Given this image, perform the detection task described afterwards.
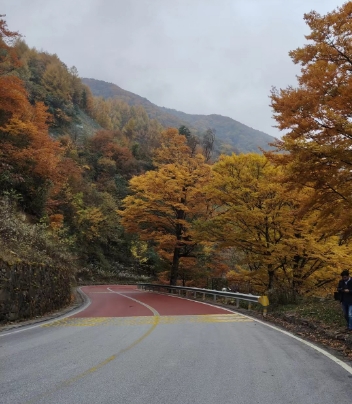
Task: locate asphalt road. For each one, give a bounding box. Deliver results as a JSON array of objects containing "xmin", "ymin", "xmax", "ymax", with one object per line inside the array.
[{"xmin": 1, "ymin": 285, "xmax": 351, "ymax": 404}]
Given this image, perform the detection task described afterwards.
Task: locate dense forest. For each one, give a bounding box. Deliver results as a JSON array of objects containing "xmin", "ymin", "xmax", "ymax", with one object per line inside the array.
[
  {"xmin": 2, "ymin": 3, "xmax": 352, "ymax": 301},
  {"xmin": 0, "ymin": 16, "xmax": 164, "ymax": 281}
]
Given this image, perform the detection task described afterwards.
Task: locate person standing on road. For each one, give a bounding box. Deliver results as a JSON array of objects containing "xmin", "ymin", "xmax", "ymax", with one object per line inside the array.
[{"xmin": 337, "ymin": 270, "xmax": 352, "ymax": 331}]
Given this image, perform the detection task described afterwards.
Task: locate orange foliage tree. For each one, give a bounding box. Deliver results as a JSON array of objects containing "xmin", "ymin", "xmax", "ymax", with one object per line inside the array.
[
  {"xmin": 270, "ymin": 2, "xmax": 352, "ymax": 240},
  {"xmin": 87, "ymin": 130, "xmax": 136, "ymax": 190},
  {"xmin": 0, "ymin": 100, "xmax": 62, "ymax": 214},
  {"xmin": 120, "ymin": 128, "xmax": 212, "ymax": 285},
  {"xmin": 0, "ymin": 16, "xmax": 25, "ymax": 125},
  {"xmin": 0, "ymin": 17, "xmax": 62, "ymax": 214},
  {"xmin": 0, "ymin": 15, "xmax": 21, "ymax": 75}
]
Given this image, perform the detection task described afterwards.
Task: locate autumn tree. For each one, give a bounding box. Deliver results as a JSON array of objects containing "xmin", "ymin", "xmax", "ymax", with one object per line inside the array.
[
  {"xmin": 0, "ymin": 16, "xmax": 25, "ymax": 126},
  {"xmin": 0, "ymin": 15, "xmax": 21, "ymax": 75},
  {"xmin": 86, "ymin": 129, "xmax": 137, "ymax": 184},
  {"xmin": 0, "ymin": 100, "xmax": 63, "ymax": 215},
  {"xmin": 0, "ymin": 17, "xmax": 64, "ymax": 214},
  {"xmin": 270, "ymin": 2, "xmax": 352, "ymax": 240},
  {"xmin": 120, "ymin": 128, "xmax": 212, "ymax": 285},
  {"xmin": 81, "ymin": 85, "xmax": 94, "ymax": 115},
  {"xmin": 9, "ymin": 40, "xmax": 94, "ymax": 129},
  {"xmin": 90, "ymin": 98, "xmax": 162, "ymax": 164},
  {"xmin": 196, "ymin": 153, "xmax": 351, "ymax": 295}
]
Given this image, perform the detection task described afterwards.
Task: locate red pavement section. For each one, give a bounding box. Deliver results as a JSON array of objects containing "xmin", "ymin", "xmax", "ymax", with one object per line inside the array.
[
  {"xmin": 73, "ymin": 286, "xmax": 152, "ymax": 318},
  {"xmin": 75, "ymin": 285, "xmax": 230, "ymax": 318}
]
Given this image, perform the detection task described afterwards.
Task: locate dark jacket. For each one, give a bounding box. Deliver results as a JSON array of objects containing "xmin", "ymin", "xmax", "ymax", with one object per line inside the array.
[{"xmin": 337, "ymin": 278, "xmax": 352, "ymax": 305}]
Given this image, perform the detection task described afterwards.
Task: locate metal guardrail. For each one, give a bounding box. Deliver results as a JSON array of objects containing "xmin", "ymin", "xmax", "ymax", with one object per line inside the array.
[{"xmin": 137, "ymin": 283, "xmax": 269, "ymax": 316}]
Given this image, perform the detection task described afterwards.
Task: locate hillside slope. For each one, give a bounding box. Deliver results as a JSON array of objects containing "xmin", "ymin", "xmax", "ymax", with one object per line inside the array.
[
  {"xmin": 82, "ymin": 78, "xmax": 276, "ymax": 153},
  {"xmin": 50, "ymin": 108, "xmax": 102, "ymax": 142}
]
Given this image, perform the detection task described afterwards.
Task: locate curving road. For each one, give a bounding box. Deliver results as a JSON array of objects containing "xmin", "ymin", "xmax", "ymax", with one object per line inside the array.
[{"xmin": 0, "ymin": 285, "xmax": 351, "ymax": 404}]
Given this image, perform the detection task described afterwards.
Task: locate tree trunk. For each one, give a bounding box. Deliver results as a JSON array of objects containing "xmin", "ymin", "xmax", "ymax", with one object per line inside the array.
[
  {"xmin": 268, "ymin": 267, "xmax": 274, "ymax": 290},
  {"xmin": 170, "ymin": 246, "xmax": 180, "ymax": 285},
  {"xmin": 170, "ymin": 208, "xmax": 185, "ymax": 286}
]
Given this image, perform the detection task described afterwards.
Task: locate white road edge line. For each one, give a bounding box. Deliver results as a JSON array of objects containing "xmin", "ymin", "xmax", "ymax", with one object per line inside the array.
[
  {"xmin": 106, "ymin": 287, "xmax": 159, "ymax": 316},
  {"xmin": 0, "ymin": 287, "xmax": 92, "ymax": 338},
  {"xmin": 144, "ymin": 289, "xmax": 352, "ymax": 375},
  {"xmin": 2, "ymin": 286, "xmax": 352, "ymax": 376}
]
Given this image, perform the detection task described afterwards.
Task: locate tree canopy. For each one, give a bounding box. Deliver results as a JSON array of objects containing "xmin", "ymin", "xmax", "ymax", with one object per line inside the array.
[
  {"xmin": 195, "ymin": 154, "xmax": 351, "ymax": 295},
  {"xmin": 120, "ymin": 128, "xmax": 212, "ymax": 285},
  {"xmin": 270, "ymin": 2, "xmax": 352, "ymax": 240}
]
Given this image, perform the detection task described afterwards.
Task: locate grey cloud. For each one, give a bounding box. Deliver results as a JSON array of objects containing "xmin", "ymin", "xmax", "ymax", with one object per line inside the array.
[{"xmin": 2, "ymin": 0, "xmax": 344, "ymax": 137}]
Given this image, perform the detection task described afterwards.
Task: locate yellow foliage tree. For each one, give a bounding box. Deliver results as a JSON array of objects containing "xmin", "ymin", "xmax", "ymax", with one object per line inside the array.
[{"xmin": 196, "ymin": 153, "xmax": 351, "ymax": 296}]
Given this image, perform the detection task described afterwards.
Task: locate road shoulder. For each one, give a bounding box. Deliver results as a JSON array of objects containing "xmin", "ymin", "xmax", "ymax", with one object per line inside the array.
[{"xmin": 0, "ymin": 287, "xmax": 87, "ymax": 333}]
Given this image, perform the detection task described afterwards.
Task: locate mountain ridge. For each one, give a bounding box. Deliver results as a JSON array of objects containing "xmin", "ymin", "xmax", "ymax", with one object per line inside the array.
[{"xmin": 82, "ymin": 77, "xmax": 276, "ymax": 153}]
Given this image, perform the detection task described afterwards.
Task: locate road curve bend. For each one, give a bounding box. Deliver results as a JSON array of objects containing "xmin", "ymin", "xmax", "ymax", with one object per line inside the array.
[{"xmin": 0, "ymin": 285, "xmax": 351, "ymax": 404}]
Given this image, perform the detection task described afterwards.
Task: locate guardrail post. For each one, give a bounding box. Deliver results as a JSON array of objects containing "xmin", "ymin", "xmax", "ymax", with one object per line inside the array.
[
  {"xmin": 236, "ymin": 298, "xmax": 240, "ymax": 308},
  {"xmin": 194, "ymin": 292, "xmax": 197, "ymax": 299},
  {"xmin": 213, "ymin": 294, "xmax": 216, "ymax": 302},
  {"xmin": 202, "ymin": 293, "xmax": 205, "ymax": 301},
  {"xmin": 248, "ymin": 302, "xmax": 252, "ymax": 310},
  {"xmin": 178, "ymin": 289, "xmax": 180, "ymax": 296}
]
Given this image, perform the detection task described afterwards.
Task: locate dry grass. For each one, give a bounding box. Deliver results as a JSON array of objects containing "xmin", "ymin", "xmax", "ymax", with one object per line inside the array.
[{"xmin": 0, "ymin": 197, "xmax": 75, "ymax": 269}]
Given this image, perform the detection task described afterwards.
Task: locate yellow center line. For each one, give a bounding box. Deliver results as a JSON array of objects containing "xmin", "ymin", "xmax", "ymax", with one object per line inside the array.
[
  {"xmin": 42, "ymin": 313, "xmax": 252, "ymax": 327},
  {"xmin": 30, "ymin": 290, "xmax": 252, "ymax": 402},
  {"xmin": 27, "ymin": 290, "xmax": 160, "ymax": 403}
]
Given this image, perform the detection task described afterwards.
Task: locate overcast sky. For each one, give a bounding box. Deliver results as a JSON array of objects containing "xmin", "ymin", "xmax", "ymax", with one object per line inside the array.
[{"xmin": 2, "ymin": 0, "xmax": 346, "ymax": 137}]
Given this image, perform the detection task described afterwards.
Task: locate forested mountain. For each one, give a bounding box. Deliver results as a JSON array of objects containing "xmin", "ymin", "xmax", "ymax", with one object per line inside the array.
[
  {"xmin": 0, "ymin": 23, "xmax": 165, "ymax": 278},
  {"xmin": 82, "ymin": 78, "xmax": 276, "ymax": 154}
]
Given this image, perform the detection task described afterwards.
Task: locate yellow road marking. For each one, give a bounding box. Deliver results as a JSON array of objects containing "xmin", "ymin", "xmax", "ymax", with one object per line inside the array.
[
  {"xmin": 28, "ymin": 292, "xmax": 251, "ymax": 403},
  {"xmin": 27, "ymin": 295, "xmax": 160, "ymax": 403},
  {"xmin": 42, "ymin": 314, "xmax": 252, "ymax": 327}
]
